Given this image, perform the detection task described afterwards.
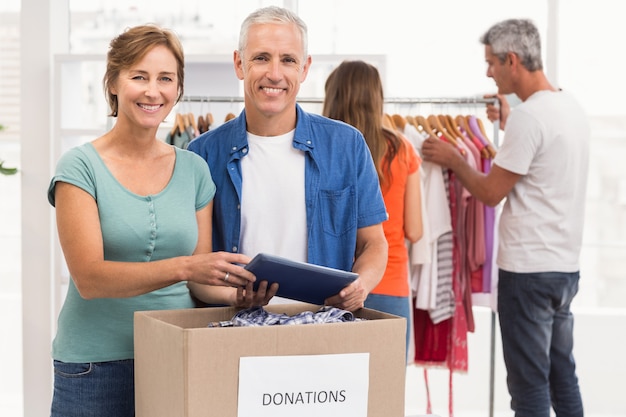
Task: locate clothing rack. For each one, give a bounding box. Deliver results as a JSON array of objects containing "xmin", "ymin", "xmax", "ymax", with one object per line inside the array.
[
  {"xmin": 382, "ymin": 96, "xmax": 498, "ymax": 417},
  {"xmin": 410, "ymin": 96, "xmax": 498, "ymax": 417},
  {"xmin": 180, "ymin": 95, "xmax": 497, "ymax": 106},
  {"xmin": 180, "ymin": 94, "xmax": 499, "ymax": 417}
]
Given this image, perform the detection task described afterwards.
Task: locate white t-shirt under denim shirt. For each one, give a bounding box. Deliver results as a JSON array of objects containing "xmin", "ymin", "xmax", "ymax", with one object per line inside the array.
[{"xmin": 240, "ymin": 130, "xmax": 307, "ymax": 305}]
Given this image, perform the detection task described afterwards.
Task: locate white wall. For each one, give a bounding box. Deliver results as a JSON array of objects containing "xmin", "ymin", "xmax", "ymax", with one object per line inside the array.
[{"xmin": 3, "ymin": 1, "xmax": 626, "ymax": 416}]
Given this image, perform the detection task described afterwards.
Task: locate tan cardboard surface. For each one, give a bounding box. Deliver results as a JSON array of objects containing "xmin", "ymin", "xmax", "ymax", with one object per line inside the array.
[{"xmin": 135, "ymin": 303, "xmax": 406, "ymax": 417}]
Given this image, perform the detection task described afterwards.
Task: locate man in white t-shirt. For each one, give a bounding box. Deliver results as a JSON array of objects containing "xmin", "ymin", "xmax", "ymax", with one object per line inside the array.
[
  {"xmin": 188, "ymin": 6, "xmax": 389, "ymax": 313},
  {"xmin": 421, "ymin": 18, "xmax": 588, "ymax": 417}
]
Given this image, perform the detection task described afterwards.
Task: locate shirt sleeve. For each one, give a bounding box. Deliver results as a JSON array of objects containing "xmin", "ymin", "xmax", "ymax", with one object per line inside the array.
[
  {"xmin": 48, "ymin": 145, "xmax": 97, "ymax": 207},
  {"xmin": 493, "ymin": 107, "xmax": 541, "ymax": 175},
  {"xmin": 181, "ymin": 149, "xmax": 216, "ymax": 211}
]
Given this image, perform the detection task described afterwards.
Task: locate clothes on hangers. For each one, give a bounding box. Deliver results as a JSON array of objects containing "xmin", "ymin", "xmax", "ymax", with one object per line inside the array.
[
  {"xmin": 393, "ymin": 103, "xmax": 498, "ymax": 417},
  {"xmin": 165, "ymin": 112, "xmax": 198, "ymax": 149}
]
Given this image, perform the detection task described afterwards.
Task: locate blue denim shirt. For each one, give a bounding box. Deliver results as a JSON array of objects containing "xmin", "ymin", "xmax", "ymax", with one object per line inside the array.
[{"xmin": 187, "ymin": 105, "xmax": 388, "ymax": 272}]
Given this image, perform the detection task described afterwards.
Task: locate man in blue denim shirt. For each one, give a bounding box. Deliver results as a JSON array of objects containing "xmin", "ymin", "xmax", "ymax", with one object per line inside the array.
[{"xmin": 188, "ymin": 6, "xmax": 388, "ymax": 312}]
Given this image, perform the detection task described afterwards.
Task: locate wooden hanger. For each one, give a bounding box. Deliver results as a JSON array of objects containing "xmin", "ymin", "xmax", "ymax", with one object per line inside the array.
[
  {"xmin": 445, "ymin": 114, "xmax": 466, "ymax": 141},
  {"xmin": 463, "ymin": 115, "xmax": 496, "ymax": 158},
  {"xmin": 476, "ymin": 118, "xmax": 489, "ymax": 140},
  {"xmin": 456, "ymin": 114, "xmax": 490, "ymax": 159},
  {"xmin": 171, "ymin": 113, "xmax": 186, "ymax": 136},
  {"xmin": 438, "ymin": 114, "xmax": 462, "ymax": 143},
  {"xmin": 455, "ymin": 114, "xmax": 473, "ymax": 139},
  {"xmin": 188, "ymin": 112, "xmax": 198, "ymax": 136},
  {"xmin": 411, "ymin": 114, "xmax": 437, "ymax": 139},
  {"xmin": 476, "ymin": 117, "xmax": 497, "ymax": 158},
  {"xmin": 197, "ymin": 114, "xmax": 207, "ymax": 134},
  {"xmin": 391, "ymin": 114, "xmax": 407, "ymax": 131},
  {"xmin": 428, "ymin": 114, "xmax": 457, "ymax": 146},
  {"xmin": 382, "ymin": 113, "xmax": 397, "ymax": 130},
  {"xmin": 224, "ymin": 112, "xmax": 236, "ymax": 122}
]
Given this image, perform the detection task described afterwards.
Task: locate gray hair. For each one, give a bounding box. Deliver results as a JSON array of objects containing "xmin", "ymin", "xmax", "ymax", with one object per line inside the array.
[
  {"xmin": 238, "ymin": 6, "xmax": 308, "ymax": 58},
  {"xmin": 480, "ymin": 18, "xmax": 543, "ymax": 71}
]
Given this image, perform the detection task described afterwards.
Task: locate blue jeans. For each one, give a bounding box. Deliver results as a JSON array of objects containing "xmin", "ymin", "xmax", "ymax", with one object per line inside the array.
[
  {"xmin": 498, "ymin": 270, "xmax": 583, "ymax": 417},
  {"xmin": 51, "ymin": 359, "xmax": 135, "ymax": 417},
  {"xmin": 364, "ymin": 293, "xmax": 410, "ymax": 360}
]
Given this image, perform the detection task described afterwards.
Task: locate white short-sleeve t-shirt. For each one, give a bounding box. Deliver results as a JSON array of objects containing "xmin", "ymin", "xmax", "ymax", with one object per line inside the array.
[
  {"xmin": 493, "ymin": 90, "xmax": 590, "ymax": 273},
  {"xmin": 240, "ymin": 130, "xmax": 307, "ymax": 263}
]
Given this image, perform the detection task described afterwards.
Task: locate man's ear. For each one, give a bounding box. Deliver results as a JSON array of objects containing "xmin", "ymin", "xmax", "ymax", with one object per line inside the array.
[
  {"xmin": 507, "ymin": 52, "xmax": 517, "ymax": 66},
  {"xmin": 300, "ymin": 55, "xmax": 312, "ymax": 82},
  {"xmin": 233, "ymin": 50, "xmax": 245, "ymax": 81}
]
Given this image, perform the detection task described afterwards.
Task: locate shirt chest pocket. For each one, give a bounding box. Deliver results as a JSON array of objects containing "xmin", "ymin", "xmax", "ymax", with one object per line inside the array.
[{"xmin": 319, "ymin": 186, "xmax": 357, "ymax": 236}]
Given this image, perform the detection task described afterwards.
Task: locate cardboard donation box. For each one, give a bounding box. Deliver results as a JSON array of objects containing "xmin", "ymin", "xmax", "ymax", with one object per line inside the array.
[{"xmin": 134, "ymin": 303, "xmax": 406, "ymax": 417}]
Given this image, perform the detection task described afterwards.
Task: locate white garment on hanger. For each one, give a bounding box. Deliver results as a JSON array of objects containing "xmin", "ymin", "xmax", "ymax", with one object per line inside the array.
[{"xmin": 403, "ymin": 124, "xmax": 452, "ymax": 310}]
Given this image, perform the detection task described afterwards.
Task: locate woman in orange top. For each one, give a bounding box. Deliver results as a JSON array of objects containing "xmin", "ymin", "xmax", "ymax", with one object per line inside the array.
[{"xmin": 323, "ymin": 60, "xmax": 423, "ymax": 355}]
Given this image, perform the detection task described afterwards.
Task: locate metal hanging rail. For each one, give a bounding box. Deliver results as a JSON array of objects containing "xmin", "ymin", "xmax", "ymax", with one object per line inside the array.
[{"xmin": 180, "ymin": 95, "xmax": 498, "ymax": 106}]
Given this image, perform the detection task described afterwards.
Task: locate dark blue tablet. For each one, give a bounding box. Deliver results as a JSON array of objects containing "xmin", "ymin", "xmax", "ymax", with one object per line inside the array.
[{"xmin": 244, "ymin": 253, "xmax": 358, "ymax": 305}]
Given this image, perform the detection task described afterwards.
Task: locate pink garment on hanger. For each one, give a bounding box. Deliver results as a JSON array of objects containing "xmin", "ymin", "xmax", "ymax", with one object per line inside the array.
[{"xmin": 468, "ymin": 115, "xmax": 489, "ymax": 148}]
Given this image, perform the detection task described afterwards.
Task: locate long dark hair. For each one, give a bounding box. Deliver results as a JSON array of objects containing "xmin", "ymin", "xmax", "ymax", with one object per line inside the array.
[{"xmin": 323, "ymin": 60, "xmax": 405, "ymax": 190}]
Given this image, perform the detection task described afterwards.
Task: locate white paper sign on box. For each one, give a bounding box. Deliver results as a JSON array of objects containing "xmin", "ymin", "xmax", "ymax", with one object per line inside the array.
[{"xmin": 237, "ymin": 353, "xmax": 369, "ymax": 417}]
